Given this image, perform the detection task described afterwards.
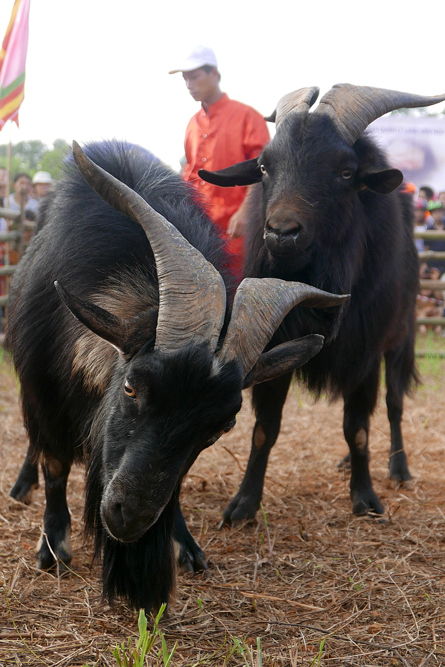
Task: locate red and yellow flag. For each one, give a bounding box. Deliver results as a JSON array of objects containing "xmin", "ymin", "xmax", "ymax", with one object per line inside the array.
[{"xmin": 0, "ymin": 0, "xmax": 30, "ymax": 131}]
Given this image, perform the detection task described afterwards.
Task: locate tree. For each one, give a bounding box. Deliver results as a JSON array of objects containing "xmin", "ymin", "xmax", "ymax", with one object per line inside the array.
[
  {"xmin": 0, "ymin": 138, "xmax": 71, "ymax": 183},
  {"xmin": 39, "ymin": 139, "xmax": 71, "ymax": 180}
]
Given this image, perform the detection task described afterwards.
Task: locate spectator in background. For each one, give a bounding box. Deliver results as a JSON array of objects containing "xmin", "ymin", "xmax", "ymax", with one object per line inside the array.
[
  {"xmin": 32, "ymin": 171, "xmax": 53, "ymax": 201},
  {"xmin": 414, "ymin": 197, "xmax": 429, "ymax": 252},
  {"xmin": 419, "ymin": 185, "xmax": 435, "ymax": 203},
  {"xmin": 438, "ymin": 190, "xmax": 445, "ymax": 207},
  {"xmin": 428, "ymin": 199, "xmax": 445, "ymax": 228},
  {"xmin": 425, "ymin": 200, "xmax": 445, "ymax": 276},
  {"xmin": 9, "ymin": 173, "xmax": 39, "ymax": 217},
  {"xmin": 169, "ymin": 45, "xmax": 269, "ymax": 277}
]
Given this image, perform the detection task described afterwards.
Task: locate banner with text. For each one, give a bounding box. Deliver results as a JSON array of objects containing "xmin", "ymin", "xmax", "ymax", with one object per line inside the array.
[{"xmin": 369, "ymin": 115, "xmax": 445, "ymax": 194}]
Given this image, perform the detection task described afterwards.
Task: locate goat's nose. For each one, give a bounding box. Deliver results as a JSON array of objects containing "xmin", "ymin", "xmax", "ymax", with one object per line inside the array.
[
  {"xmin": 264, "ymin": 208, "xmax": 310, "ymax": 257},
  {"xmin": 266, "ymin": 211, "xmax": 302, "ymax": 235},
  {"xmin": 101, "ymin": 497, "xmax": 154, "ymax": 542}
]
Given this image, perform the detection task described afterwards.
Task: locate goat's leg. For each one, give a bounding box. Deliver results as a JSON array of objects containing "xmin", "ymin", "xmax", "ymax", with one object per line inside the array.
[
  {"xmin": 343, "ymin": 366, "xmax": 384, "ymax": 515},
  {"xmin": 173, "ymin": 502, "xmax": 207, "ymax": 573},
  {"xmin": 385, "ymin": 344, "xmax": 414, "ymax": 482},
  {"xmin": 36, "ymin": 455, "xmax": 72, "ymax": 570},
  {"xmin": 10, "ymin": 445, "xmax": 39, "ymax": 504},
  {"xmin": 223, "ymin": 372, "xmax": 292, "ymax": 525}
]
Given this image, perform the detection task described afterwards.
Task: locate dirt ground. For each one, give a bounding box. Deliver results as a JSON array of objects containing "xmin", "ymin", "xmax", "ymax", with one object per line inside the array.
[{"xmin": 0, "ymin": 348, "xmax": 444, "ymax": 666}]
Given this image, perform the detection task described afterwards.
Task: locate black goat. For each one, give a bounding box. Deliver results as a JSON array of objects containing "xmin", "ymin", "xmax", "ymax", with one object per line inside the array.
[
  {"xmin": 6, "ymin": 140, "xmax": 347, "ymax": 612},
  {"xmin": 200, "ymin": 84, "xmax": 445, "ymax": 521}
]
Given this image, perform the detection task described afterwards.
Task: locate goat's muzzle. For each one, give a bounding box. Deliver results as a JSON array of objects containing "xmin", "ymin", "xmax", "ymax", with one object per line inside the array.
[
  {"xmin": 264, "ymin": 207, "xmax": 310, "ymax": 258},
  {"xmin": 100, "ymin": 485, "xmax": 164, "ymax": 542}
]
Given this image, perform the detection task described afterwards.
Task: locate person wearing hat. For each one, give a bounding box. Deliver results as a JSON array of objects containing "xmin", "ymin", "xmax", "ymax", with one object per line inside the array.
[
  {"xmin": 169, "ymin": 45, "xmax": 269, "ymax": 277},
  {"xmin": 32, "ymin": 171, "xmax": 53, "ymax": 200},
  {"xmin": 425, "ymin": 199, "xmax": 445, "ymax": 275},
  {"xmin": 427, "ymin": 199, "xmax": 445, "ymax": 228}
]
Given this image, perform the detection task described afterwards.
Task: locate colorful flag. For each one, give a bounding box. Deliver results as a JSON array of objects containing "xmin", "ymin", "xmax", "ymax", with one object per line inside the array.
[{"xmin": 0, "ymin": 0, "xmax": 30, "ymax": 131}]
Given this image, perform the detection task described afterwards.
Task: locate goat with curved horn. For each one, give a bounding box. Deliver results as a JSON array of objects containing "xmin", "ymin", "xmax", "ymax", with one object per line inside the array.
[{"xmin": 313, "ymin": 84, "xmax": 445, "ymax": 145}]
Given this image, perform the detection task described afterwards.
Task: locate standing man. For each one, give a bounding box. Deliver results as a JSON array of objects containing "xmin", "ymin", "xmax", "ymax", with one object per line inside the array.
[
  {"xmin": 32, "ymin": 171, "xmax": 53, "ymax": 202},
  {"xmin": 169, "ymin": 45, "xmax": 269, "ymax": 276}
]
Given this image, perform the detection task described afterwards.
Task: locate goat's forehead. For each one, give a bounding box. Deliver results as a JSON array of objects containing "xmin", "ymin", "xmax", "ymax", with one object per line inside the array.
[{"xmin": 266, "ymin": 113, "xmax": 354, "ymax": 161}]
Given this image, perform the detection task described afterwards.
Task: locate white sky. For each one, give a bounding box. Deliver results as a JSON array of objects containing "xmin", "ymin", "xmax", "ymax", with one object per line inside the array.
[{"xmin": 1, "ymin": 0, "xmax": 445, "ymax": 172}]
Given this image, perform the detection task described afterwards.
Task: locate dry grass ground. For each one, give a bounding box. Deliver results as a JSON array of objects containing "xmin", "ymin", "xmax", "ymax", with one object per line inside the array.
[{"xmin": 0, "ymin": 345, "xmax": 444, "ymax": 666}]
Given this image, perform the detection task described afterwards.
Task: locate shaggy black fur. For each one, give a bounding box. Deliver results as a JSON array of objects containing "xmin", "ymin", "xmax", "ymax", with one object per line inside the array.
[
  {"xmin": 201, "ymin": 112, "xmax": 419, "ymax": 522},
  {"xmin": 6, "ymin": 141, "xmax": 240, "ymax": 611}
]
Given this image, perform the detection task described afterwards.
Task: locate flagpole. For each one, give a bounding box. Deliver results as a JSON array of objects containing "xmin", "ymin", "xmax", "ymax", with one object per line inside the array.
[
  {"xmin": 4, "ymin": 123, "xmax": 12, "ymax": 287},
  {"xmin": 6, "ymin": 123, "xmax": 11, "ymax": 208}
]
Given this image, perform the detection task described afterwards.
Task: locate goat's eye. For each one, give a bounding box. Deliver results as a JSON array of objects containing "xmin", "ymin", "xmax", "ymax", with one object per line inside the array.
[
  {"xmin": 260, "ymin": 164, "xmax": 267, "ymax": 175},
  {"xmin": 342, "ymin": 170, "xmax": 353, "ymax": 180},
  {"xmin": 124, "ymin": 381, "xmax": 136, "ymax": 398},
  {"xmin": 223, "ymin": 418, "xmax": 236, "ymax": 433}
]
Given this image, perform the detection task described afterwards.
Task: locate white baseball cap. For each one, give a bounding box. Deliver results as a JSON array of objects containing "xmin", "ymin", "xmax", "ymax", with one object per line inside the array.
[
  {"xmin": 169, "ymin": 45, "xmax": 218, "ymax": 74},
  {"xmin": 32, "ymin": 171, "xmax": 53, "ymax": 184}
]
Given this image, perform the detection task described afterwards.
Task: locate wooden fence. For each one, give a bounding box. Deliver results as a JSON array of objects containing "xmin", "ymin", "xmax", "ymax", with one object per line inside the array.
[
  {"xmin": 415, "ymin": 230, "xmax": 445, "ymax": 332},
  {"xmin": 0, "ymin": 197, "xmax": 26, "ymax": 310}
]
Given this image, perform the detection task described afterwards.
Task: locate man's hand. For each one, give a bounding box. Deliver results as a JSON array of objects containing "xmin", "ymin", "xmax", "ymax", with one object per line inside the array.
[
  {"xmin": 227, "ymin": 209, "xmax": 246, "ymax": 238},
  {"xmin": 227, "ymin": 188, "xmax": 252, "ymax": 238}
]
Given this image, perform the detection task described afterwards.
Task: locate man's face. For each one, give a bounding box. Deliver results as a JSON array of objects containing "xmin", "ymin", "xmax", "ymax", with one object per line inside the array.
[
  {"xmin": 431, "ymin": 209, "xmax": 444, "ymax": 227},
  {"xmin": 34, "ymin": 182, "xmax": 51, "ymax": 198},
  {"xmin": 414, "ymin": 208, "xmax": 426, "ymax": 225},
  {"xmin": 182, "ymin": 68, "xmax": 218, "ymax": 103},
  {"xmin": 14, "ymin": 175, "xmax": 31, "ymax": 195}
]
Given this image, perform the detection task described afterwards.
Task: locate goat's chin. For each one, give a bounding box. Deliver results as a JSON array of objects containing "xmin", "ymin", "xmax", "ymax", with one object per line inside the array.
[{"xmin": 267, "ymin": 245, "xmax": 311, "ymax": 270}]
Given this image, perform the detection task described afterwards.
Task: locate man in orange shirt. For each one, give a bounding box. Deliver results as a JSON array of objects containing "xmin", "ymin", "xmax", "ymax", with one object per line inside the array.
[{"xmin": 170, "ymin": 45, "xmax": 269, "ymax": 277}]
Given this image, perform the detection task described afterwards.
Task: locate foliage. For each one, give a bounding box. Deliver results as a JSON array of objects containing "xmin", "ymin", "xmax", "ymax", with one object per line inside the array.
[
  {"xmin": 0, "ymin": 138, "xmax": 70, "ymax": 183},
  {"xmin": 110, "ymin": 605, "xmax": 177, "ymax": 667}
]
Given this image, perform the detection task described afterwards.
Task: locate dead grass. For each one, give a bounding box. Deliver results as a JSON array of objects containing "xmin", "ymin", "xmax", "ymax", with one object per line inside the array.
[{"xmin": 0, "ymin": 347, "xmax": 444, "ymax": 666}]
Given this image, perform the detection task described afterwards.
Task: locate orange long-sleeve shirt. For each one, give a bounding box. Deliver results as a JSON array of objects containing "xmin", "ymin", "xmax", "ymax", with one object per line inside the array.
[{"xmin": 182, "ymin": 93, "xmax": 269, "ymax": 245}]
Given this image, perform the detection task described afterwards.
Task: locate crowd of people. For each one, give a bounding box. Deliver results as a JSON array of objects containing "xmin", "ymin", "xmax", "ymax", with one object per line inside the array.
[
  {"xmin": 0, "ymin": 170, "xmax": 53, "ymax": 314},
  {"xmin": 410, "ymin": 184, "xmax": 445, "ymax": 333}
]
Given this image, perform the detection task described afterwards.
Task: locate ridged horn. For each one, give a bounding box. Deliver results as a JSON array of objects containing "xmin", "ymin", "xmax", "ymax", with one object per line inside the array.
[
  {"xmin": 314, "ymin": 84, "xmax": 445, "ymax": 145},
  {"xmin": 218, "ymin": 278, "xmax": 350, "ymax": 377},
  {"xmin": 72, "ymin": 141, "xmax": 226, "ymax": 355},
  {"xmin": 265, "ymin": 87, "xmax": 320, "ymax": 125}
]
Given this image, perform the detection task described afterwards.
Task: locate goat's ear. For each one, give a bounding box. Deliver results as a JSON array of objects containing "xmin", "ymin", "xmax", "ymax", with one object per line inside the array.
[
  {"xmin": 243, "ymin": 335, "xmax": 324, "ymax": 388},
  {"xmin": 198, "ymin": 159, "xmax": 262, "ymax": 187},
  {"xmin": 360, "ymin": 168, "xmax": 403, "ymax": 194},
  {"xmin": 54, "ymin": 281, "xmax": 157, "ymax": 357}
]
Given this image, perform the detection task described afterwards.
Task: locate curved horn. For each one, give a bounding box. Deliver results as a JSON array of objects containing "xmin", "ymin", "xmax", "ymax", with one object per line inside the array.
[
  {"xmin": 315, "ymin": 84, "xmax": 445, "ymax": 145},
  {"xmin": 265, "ymin": 87, "xmax": 320, "ymax": 125},
  {"xmin": 72, "ymin": 141, "xmax": 226, "ymax": 355},
  {"xmin": 218, "ymin": 278, "xmax": 349, "ymax": 376}
]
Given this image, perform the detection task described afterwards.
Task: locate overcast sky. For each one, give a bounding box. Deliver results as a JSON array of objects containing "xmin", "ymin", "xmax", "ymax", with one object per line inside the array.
[{"xmin": 1, "ymin": 0, "xmax": 444, "ymax": 171}]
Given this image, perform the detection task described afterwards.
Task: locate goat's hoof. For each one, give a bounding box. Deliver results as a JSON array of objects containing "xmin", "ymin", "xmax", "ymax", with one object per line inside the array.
[
  {"xmin": 351, "ymin": 489, "xmax": 384, "ymax": 516},
  {"xmin": 337, "ymin": 453, "xmax": 351, "ymax": 471},
  {"xmin": 389, "ymin": 464, "xmax": 412, "ymax": 483},
  {"xmin": 222, "ymin": 494, "xmax": 259, "ymax": 526},
  {"xmin": 10, "ymin": 480, "xmax": 39, "ymax": 505},
  {"xmin": 175, "ymin": 537, "xmax": 207, "ymax": 574},
  {"xmin": 36, "ymin": 529, "xmax": 72, "ymax": 571},
  {"xmin": 36, "ymin": 547, "xmax": 72, "ymax": 572}
]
